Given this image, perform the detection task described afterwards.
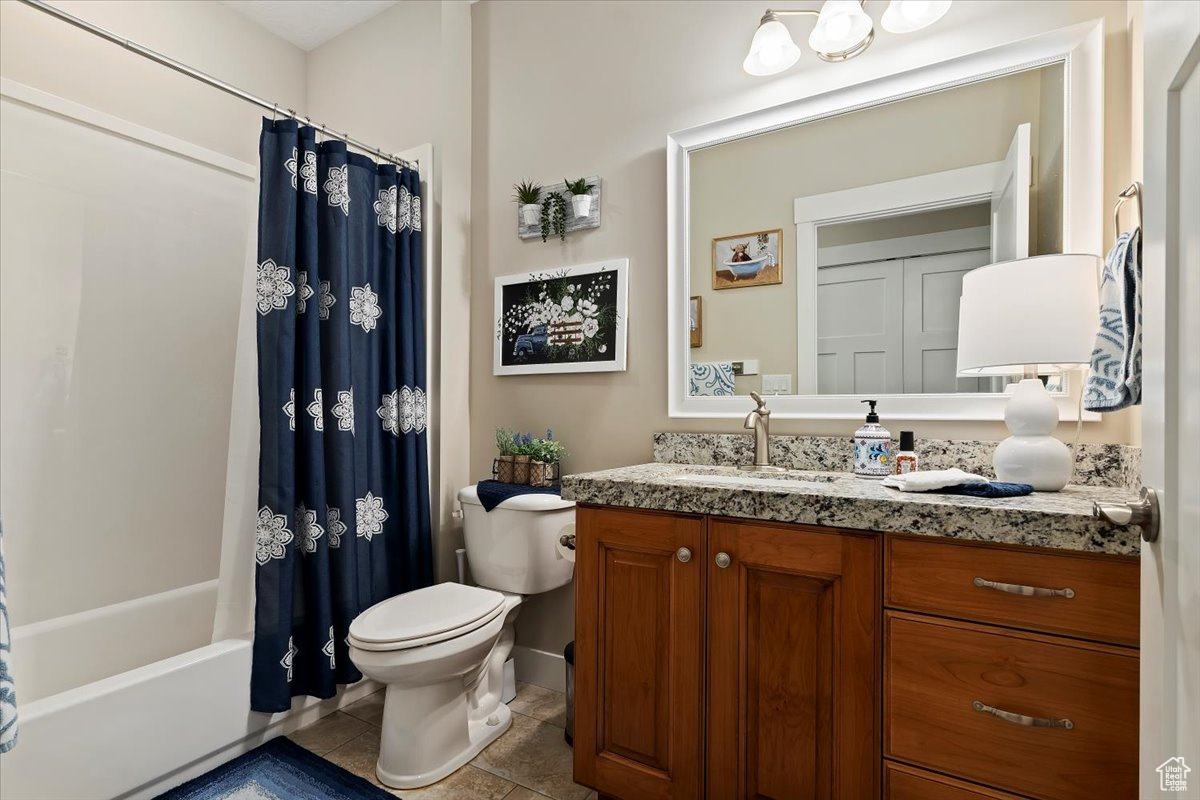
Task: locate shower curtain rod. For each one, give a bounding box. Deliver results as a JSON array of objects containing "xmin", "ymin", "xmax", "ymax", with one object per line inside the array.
[{"xmin": 18, "ymin": 0, "xmax": 417, "ymax": 170}]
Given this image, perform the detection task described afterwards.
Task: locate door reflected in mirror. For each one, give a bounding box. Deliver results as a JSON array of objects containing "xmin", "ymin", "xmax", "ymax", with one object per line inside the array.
[{"xmin": 687, "ymin": 62, "xmax": 1065, "ymax": 398}]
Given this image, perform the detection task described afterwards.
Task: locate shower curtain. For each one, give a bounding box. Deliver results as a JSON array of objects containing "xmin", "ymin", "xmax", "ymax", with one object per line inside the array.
[{"xmin": 251, "ymin": 119, "xmax": 432, "ymax": 713}]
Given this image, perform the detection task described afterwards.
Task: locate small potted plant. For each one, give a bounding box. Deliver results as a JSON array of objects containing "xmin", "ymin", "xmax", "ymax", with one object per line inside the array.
[
  {"xmin": 540, "ymin": 193, "xmax": 567, "ymax": 242},
  {"xmin": 495, "ymin": 427, "xmax": 518, "ymax": 482},
  {"xmin": 513, "ymin": 180, "xmax": 543, "ymax": 226},
  {"xmin": 564, "ymin": 177, "xmax": 595, "ymax": 218},
  {"xmin": 527, "ymin": 430, "xmax": 567, "ymax": 487}
]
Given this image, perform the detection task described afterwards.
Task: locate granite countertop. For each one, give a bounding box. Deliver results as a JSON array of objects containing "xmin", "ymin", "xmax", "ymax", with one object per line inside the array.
[{"xmin": 561, "ymin": 463, "xmax": 1141, "ymax": 556}]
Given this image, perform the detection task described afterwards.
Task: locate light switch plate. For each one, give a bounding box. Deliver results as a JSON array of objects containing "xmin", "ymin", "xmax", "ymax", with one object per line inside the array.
[{"xmin": 762, "ymin": 374, "xmax": 792, "ymax": 395}]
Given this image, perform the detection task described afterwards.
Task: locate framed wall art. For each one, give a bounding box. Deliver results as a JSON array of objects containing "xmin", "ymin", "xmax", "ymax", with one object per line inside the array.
[
  {"xmin": 494, "ymin": 258, "xmax": 629, "ymax": 375},
  {"xmin": 712, "ymin": 228, "xmax": 783, "ymax": 290}
]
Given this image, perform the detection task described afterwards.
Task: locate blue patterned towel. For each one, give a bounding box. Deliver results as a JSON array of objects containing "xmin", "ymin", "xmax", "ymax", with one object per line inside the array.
[
  {"xmin": 939, "ymin": 482, "xmax": 1035, "ymax": 498},
  {"xmin": 0, "ymin": 517, "xmax": 16, "ymax": 753},
  {"xmin": 690, "ymin": 362, "xmax": 735, "ymax": 396},
  {"xmin": 1085, "ymin": 229, "xmax": 1141, "ymax": 410},
  {"xmin": 476, "ymin": 480, "xmax": 561, "ymax": 512}
]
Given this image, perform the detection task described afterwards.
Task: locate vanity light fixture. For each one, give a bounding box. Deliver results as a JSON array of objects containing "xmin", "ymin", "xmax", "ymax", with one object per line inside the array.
[{"xmin": 743, "ymin": 0, "xmax": 952, "ymax": 75}]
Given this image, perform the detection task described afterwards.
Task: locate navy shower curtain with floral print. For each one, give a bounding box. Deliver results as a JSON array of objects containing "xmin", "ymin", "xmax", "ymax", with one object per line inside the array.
[{"xmin": 251, "ymin": 119, "xmax": 432, "ymax": 712}]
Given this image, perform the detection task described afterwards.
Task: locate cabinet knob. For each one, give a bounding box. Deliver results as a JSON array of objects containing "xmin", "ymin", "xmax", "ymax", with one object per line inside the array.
[
  {"xmin": 676, "ymin": 547, "xmax": 692, "ymax": 563},
  {"xmin": 715, "ymin": 552, "xmax": 731, "ymax": 569}
]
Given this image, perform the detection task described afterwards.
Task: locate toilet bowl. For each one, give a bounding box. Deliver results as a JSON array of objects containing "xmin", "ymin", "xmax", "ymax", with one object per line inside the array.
[{"xmin": 348, "ymin": 485, "xmax": 574, "ymax": 789}]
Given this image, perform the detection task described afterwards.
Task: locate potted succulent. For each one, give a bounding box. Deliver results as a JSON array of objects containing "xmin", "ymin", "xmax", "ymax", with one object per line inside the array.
[
  {"xmin": 564, "ymin": 177, "xmax": 595, "ymax": 218},
  {"xmin": 513, "ymin": 180, "xmax": 543, "ymax": 226}
]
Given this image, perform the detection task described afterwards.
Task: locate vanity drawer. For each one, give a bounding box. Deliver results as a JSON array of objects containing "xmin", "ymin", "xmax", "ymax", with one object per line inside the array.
[
  {"xmin": 885, "ymin": 761, "xmax": 1023, "ymax": 799},
  {"xmin": 885, "ymin": 612, "xmax": 1138, "ymax": 800},
  {"xmin": 886, "ymin": 535, "xmax": 1139, "ymax": 645}
]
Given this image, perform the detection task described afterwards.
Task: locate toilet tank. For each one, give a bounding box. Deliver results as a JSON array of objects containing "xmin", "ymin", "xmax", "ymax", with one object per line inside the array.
[{"xmin": 457, "ymin": 485, "xmax": 575, "ymax": 595}]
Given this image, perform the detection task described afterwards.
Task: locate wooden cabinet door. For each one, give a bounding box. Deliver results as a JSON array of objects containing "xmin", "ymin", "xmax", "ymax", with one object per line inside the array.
[
  {"xmin": 707, "ymin": 519, "xmax": 880, "ymax": 799},
  {"xmin": 573, "ymin": 506, "xmax": 704, "ymax": 800}
]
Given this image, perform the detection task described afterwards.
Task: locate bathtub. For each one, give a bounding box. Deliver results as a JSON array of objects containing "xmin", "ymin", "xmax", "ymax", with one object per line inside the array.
[{"xmin": 0, "ymin": 581, "xmax": 377, "ymax": 800}]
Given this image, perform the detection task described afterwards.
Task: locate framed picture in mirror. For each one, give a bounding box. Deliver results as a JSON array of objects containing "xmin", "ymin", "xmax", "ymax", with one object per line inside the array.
[
  {"xmin": 689, "ymin": 296, "xmax": 703, "ymax": 347},
  {"xmin": 711, "ymin": 229, "xmax": 782, "ymax": 289}
]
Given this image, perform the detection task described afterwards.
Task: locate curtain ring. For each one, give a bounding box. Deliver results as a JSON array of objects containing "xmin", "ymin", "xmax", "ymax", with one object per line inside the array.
[{"xmin": 271, "ymin": 102, "xmax": 278, "ymax": 122}]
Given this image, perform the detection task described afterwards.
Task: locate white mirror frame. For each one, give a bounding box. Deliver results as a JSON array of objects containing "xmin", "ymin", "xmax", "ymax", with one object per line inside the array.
[{"xmin": 667, "ymin": 20, "xmax": 1104, "ymax": 420}]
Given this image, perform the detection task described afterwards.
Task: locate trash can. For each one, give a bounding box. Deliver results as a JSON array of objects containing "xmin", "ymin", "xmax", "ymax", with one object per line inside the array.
[{"xmin": 564, "ymin": 640, "xmax": 575, "ymax": 746}]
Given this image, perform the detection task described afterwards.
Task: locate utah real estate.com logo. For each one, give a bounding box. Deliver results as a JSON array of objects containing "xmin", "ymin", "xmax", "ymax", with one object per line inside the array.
[{"xmin": 1158, "ymin": 757, "xmax": 1191, "ymax": 792}]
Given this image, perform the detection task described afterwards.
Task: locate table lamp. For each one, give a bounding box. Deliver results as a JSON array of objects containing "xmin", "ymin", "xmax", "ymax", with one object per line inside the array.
[{"xmin": 956, "ymin": 254, "xmax": 1101, "ymax": 491}]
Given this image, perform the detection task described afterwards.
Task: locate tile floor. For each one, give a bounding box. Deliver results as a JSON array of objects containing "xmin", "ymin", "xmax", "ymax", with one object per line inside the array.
[{"xmin": 290, "ymin": 683, "xmax": 597, "ymax": 800}]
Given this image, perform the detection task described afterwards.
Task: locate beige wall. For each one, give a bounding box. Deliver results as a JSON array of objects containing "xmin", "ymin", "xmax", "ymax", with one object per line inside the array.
[
  {"xmin": 0, "ymin": 0, "xmax": 306, "ymax": 164},
  {"xmin": 688, "ymin": 68, "xmax": 1048, "ymax": 395},
  {"xmin": 471, "ymin": 0, "xmax": 1140, "ymax": 658},
  {"xmin": 307, "ymin": 0, "xmax": 475, "ymax": 583}
]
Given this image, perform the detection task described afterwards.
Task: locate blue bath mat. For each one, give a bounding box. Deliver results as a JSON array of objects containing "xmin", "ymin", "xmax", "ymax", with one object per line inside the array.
[{"xmin": 155, "ymin": 737, "xmax": 396, "ymax": 800}]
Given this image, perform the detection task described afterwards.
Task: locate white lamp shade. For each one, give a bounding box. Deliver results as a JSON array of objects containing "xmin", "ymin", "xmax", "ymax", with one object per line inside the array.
[
  {"xmin": 881, "ymin": 1, "xmax": 953, "ymax": 34},
  {"xmin": 743, "ymin": 19, "xmax": 801, "ymax": 76},
  {"xmin": 809, "ymin": 0, "xmax": 874, "ymax": 54},
  {"xmin": 956, "ymin": 254, "xmax": 1101, "ymax": 376}
]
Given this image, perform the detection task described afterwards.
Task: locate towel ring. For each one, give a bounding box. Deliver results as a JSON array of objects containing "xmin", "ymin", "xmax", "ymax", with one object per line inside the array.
[{"xmin": 1113, "ymin": 181, "xmax": 1143, "ymax": 241}]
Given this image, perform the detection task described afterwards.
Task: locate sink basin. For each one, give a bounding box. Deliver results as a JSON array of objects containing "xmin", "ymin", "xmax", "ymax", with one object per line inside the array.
[{"xmin": 669, "ymin": 472, "xmax": 840, "ymax": 490}]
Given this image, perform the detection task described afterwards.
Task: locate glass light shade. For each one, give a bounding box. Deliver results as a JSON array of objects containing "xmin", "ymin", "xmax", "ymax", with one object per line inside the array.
[
  {"xmin": 743, "ymin": 18, "xmax": 801, "ymax": 76},
  {"xmin": 808, "ymin": 0, "xmax": 874, "ymax": 54},
  {"xmin": 956, "ymin": 254, "xmax": 1101, "ymax": 376},
  {"xmin": 881, "ymin": 0, "xmax": 952, "ymax": 34}
]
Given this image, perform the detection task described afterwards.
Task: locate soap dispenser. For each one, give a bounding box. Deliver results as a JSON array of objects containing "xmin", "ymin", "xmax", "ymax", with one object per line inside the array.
[{"xmin": 853, "ymin": 400, "xmax": 892, "ymax": 479}]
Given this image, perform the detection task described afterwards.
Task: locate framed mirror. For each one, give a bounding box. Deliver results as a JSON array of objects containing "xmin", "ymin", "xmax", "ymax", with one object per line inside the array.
[{"xmin": 667, "ymin": 20, "xmax": 1103, "ymax": 420}]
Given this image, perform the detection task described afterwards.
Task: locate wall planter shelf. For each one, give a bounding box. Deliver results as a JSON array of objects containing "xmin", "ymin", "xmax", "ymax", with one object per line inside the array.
[{"xmin": 517, "ymin": 175, "xmax": 602, "ymax": 240}]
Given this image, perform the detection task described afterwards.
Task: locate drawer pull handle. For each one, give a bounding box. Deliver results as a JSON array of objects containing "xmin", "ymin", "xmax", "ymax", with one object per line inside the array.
[
  {"xmin": 973, "ymin": 700, "xmax": 1074, "ymax": 730},
  {"xmin": 973, "ymin": 577, "xmax": 1075, "ymax": 599},
  {"xmin": 676, "ymin": 547, "xmax": 692, "ymax": 563}
]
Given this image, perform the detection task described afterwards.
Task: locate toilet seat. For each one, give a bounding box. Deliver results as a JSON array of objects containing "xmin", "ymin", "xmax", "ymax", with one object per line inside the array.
[{"xmin": 348, "ymin": 582, "xmax": 506, "ymax": 652}]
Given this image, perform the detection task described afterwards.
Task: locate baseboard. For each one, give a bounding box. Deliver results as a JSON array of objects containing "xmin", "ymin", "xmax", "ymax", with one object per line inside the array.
[
  {"xmin": 513, "ymin": 644, "xmax": 567, "ymax": 692},
  {"xmin": 123, "ymin": 679, "xmax": 381, "ymax": 800}
]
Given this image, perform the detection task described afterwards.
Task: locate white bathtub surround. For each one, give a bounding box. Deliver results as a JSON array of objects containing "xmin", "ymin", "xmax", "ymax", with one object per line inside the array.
[{"xmin": 0, "ymin": 633, "xmax": 379, "ymax": 800}]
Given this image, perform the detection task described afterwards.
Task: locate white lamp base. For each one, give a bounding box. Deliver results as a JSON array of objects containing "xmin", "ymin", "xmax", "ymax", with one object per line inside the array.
[{"xmin": 993, "ymin": 378, "xmax": 1073, "ymax": 491}]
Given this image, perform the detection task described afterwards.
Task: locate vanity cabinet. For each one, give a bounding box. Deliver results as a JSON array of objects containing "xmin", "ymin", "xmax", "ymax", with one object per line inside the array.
[
  {"xmin": 573, "ymin": 505, "xmax": 1139, "ymax": 800},
  {"xmin": 574, "ymin": 506, "xmax": 880, "ymax": 799}
]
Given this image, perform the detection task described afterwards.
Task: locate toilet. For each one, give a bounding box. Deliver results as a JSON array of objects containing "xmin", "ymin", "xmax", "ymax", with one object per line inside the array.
[{"xmin": 347, "ymin": 485, "xmax": 575, "ymax": 789}]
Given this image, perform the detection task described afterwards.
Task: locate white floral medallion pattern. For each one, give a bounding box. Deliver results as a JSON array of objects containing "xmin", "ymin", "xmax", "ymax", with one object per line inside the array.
[
  {"xmin": 285, "ymin": 148, "xmax": 318, "ymax": 195},
  {"xmin": 326, "ymin": 505, "xmax": 346, "ymax": 548},
  {"xmin": 324, "ymin": 165, "xmax": 350, "ymax": 215},
  {"xmin": 323, "ymin": 626, "xmax": 336, "ymax": 669},
  {"xmin": 355, "ymin": 491, "xmax": 389, "ymax": 542},
  {"xmin": 295, "ymin": 503, "xmax": 325, "ymax": 554},
  {"xmin": 306, "ymin": 388, "xmax": 324, "ymax": 431},
  {"xmin": 411, "ymin": 195, "xmax": 422, "ymax": 232},
  {"xmin": 256, "ymin": 259, "xmax": 294, "ymax": 315},
  {"xmin": 332, "ymin": 389, "xmax": 355, "ymax": 433},
  {"xmin": 373, "ymin": 185, "xmax": 397, "ymax": 234},
  {"xmin": 398, "ymin": 386, "xmax": 428, "ymax": 434},
  {"xmin": 281, "ymin": 636, "xmax": 297, "ymax": 681},
  {"xmin": 397, "ymin": 185, "xmax": 412, "ymax": 232},
  {"xmin": 377, "ymin": 391, "xmax": 399, "ymax": 436},
  {"xmin": 317, "ymin": 280, "xmax": 335, "ymax": 321},
  {"xmin": 349, "ymin": 284, "xmax": 382, "ymax": 332},
  {"xmin": 256, "ymin": 505, "xmax": 293, "ymax": 566},
  {"xmin": 296, "ymin": 271, "xmax": 314, "ymax": 314},
  {"xmin": 283, "ymin": 389, "xmax": 296, "ymax": 431}
]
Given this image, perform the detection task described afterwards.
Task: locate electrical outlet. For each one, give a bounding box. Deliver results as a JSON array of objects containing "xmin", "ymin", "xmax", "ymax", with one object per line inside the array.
[{"xmin": 762, "ymin": 374, "xmax": 792, "ymax": 395}]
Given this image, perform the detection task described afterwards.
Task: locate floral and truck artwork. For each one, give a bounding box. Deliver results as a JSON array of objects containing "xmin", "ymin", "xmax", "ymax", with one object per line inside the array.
[{"xmin": 493, "ymin": 259, "xmax": 629, "ymax": 375}]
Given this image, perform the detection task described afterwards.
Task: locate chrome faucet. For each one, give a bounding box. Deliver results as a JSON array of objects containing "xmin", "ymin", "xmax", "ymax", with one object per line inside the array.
[{"xmin": 739, "ymin": 392, "xmax": 783, "ymax": 472}]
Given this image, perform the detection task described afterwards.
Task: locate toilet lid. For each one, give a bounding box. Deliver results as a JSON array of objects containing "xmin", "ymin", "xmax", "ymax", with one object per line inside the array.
[
  {"xmin": 457, "ymin": 484, "xmax": 575, "ymax": 511},
  {"xmin": 348, "ymin": 582, "xmax": 506, "ymax": 649}
]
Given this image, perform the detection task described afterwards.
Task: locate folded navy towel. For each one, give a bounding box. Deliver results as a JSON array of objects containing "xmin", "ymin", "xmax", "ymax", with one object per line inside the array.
[
  {"xmin": 476, "ymin": 480, "xmax": 561, "ymax": 512},
  {"xmin": 939, "ymin": 482, "xmax": 1035, "ymax": 498}
]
